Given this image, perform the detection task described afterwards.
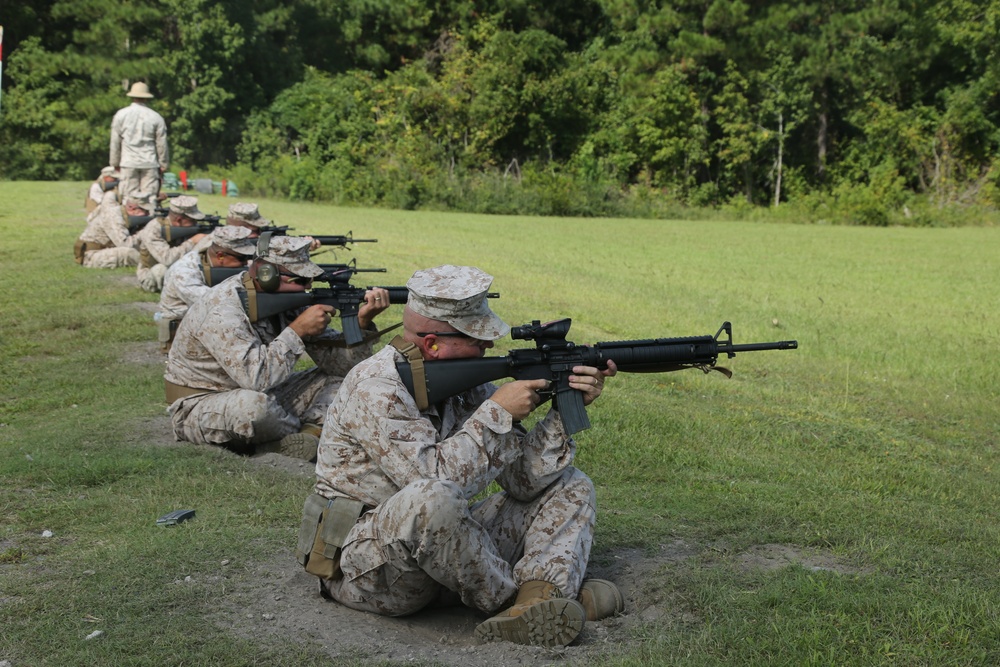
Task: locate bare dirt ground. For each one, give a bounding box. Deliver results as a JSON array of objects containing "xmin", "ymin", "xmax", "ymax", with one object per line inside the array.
[{"xmin": 125, "ymin": 336, "xmax": 867, "ymax": 666}]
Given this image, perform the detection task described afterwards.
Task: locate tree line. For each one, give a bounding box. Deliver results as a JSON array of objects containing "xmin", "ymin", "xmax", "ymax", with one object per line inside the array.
[{"xmin": 3, "ymin": 0, "xmax": 999, "ymax": 224}]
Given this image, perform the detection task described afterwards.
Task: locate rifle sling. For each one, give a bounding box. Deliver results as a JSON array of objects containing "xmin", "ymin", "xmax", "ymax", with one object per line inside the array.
[
  {"xmin": 200, "ymin": 250, "xmax": 212, "ymax": 285},
  {"xmin": 241, "ymin": 272, "xmax": 259, "ymax": 322},
  {"xmin": 389, "ymin": 336, "xmax": 429, "ymax": 411}
]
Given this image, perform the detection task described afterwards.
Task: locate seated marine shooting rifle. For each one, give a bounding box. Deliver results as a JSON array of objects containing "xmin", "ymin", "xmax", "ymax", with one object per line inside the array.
[
  {"xmin": 241, "ymin": 267, "xmax": 500, "ymax": 347},
  {"xmin": 396, "ymin": 318, "xmax": 799, "ymax": 435},
  {"xmin": 206, "ymin": 259, "xmax": 384, "ymax": 287},
  {"xmin": 126, "ymin": 212, "xmax": 224, "ymax": 236},
  {"xmin": 157, "ymin": 216, "xmax": 224, "ymax": 243},
  {"xmin": 253, "ymin": 227, "xmax": 377, "ymax": 248}
]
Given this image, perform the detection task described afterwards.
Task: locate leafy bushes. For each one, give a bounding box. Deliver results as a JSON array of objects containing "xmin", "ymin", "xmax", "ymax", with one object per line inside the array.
[{"xmin": 4, "ymin": 1, "xmax": 1000, "ymax": 226}]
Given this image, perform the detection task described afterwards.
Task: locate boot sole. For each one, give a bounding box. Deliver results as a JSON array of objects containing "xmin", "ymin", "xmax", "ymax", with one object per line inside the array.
[
  {"xmin": 475, "ymin": 598, "xmax": 585, "ymax": 647},
  {"xmin": 278, "ymin": 433, "xmax": 318, "ymax": 461}
]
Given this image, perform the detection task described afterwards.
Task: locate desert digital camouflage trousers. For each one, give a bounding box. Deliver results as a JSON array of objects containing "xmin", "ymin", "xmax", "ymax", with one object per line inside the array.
[
  {"xmin": 83, "ymin": 247, "xmax": 140, "ymax": 269},
  {"xmin": 323, "ymin": 468, "xmax": 595, "ymax": 616},
  {"xmin": 170, "ymin": 366, "xmax": 342, "ymax": 446},
  {"xmin": 120, "ymin": 167, "xmax": 161, "ymax": 199}
]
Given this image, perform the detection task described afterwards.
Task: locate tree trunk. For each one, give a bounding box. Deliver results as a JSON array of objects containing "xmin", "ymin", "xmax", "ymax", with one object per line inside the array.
[
  {"xmin": 774, "ymin": 110, "xmax": 783, "ymax": 208},
  {"xmin": 816, "ymin": 85, "xmax": 828, "ymax": 183}
]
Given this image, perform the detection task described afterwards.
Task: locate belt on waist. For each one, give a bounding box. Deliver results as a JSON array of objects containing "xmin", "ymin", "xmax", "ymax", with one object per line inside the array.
[{"xmin": 164, "ymin": 379, "xmax": 214, "ymax": 404}]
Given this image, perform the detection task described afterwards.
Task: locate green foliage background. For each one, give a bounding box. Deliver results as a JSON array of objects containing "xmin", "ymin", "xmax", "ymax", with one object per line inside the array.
[{"xmin": 4, "ymin": 1, "xmax": 1000, "ymax": 223}]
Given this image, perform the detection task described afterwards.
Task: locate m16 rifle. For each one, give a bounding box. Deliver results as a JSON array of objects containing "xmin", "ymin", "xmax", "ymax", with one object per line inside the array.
[
  {"xmin": 157, "ymin": 215, "xmax": 223, "ymax": 243},
  {"xmin": 254, "ymin": 227, "xmax": 377, "ymax": 248},
  {"xmin": 243, "ymin": 268, "xmax": 499, "ymax": 346},
  {"xmin": 206, "ymin": 259, "xmax": 385, "ymax": 287},
  {"xmin": 127, "ymin": 211, "xmax": 223, "ymax": 236},
  {"xmin": 396, "ymin": 318, "xmax": 798, "ymax": 434}
]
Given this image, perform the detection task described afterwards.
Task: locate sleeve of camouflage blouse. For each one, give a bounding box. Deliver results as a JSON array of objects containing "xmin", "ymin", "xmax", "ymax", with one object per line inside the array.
[
  {"xmin": 348, "ymin": 374, "xmax": 524, "ymax": 499},
  {"xmin": 494, "ymin": 409, "xmax": 576, "ymax": 502},
  {"xmin": 195, "ymin": 297, "xmax": 306, "ymax": 392},
  {"xmin": 104, "ymin": 208, "xmax": 134, "ymax": 249},
  {"xmin": 147, "ymin": 233, "xmax": 196, "ymax": 266},
  {"xmin": 109, "ymin": 111, "xmax": 123, "ymax": 168},
  {"xmin": 304, "ymin": 334, "xmax": 376, "ymax": 379},
  {"xmin": 155, "ymin": 115, "xmax": 170, "ymax": 170},
  {"xmin": 171, "ymin": 264, "xmax": 210, "ymax": 310}
]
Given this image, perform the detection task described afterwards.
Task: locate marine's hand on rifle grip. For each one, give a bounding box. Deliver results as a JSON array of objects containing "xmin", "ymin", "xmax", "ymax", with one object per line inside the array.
[
  {"xmin": 491, "ymin": 379, "xmax": 550, "ymax": 421},
  {"xmin": 290, "ymin": 304, "xmax": 335, "ymax": 338},
  {"xmin": 303, "ymin": 236, "xmax": 322, "ymax": 251},
  {"xmin": 358, "ymin": 287, "xmax": 391, "ymax": 329},
  {"xmin": 189, "ymin": 233, "xmax": 208, "ymax": 244},
  {"xmin": 569, "ymin": 359, "xmax": 617, "ymax": 406}
]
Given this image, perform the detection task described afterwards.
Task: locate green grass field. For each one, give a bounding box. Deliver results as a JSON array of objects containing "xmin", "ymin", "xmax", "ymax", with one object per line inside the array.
[{"xmin": 1, "ymin": 181, "xmax": 998, "ymax": 665}]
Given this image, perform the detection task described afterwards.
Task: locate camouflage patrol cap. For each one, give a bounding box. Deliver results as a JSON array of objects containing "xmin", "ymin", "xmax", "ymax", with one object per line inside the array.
[
  {"xmin": 125, "ymin": 191, "xmax": 156, "ymax": 212},
  {"xmin": 169, "ymin": 195, "xmax": 206, "ymax": 220},
  {"xmin": 255, "ymin": 235, "xmax": 324, "ymax": 277},
  {"xmin": 406, "ymin": 265, "xmax": 509, "ymax": 340},
  {"xmin": 100, "ymin": 166, "xmax": 120, "ymax": 178},
  {"xmin": 227, "ymin": 202, "xmax": 270, "ymax": 228},
  {"xmin": 209, "ymin": 226, "xmax": 256, "ymax": 255}
]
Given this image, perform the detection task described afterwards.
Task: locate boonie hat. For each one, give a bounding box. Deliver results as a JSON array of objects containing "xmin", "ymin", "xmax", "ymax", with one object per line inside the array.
[
  {"xmin": 406, "ymin": 265, "xmax": 509, "ymax": 340},
  {"xmin": 209, "ymin": 226, "xmax": 256, "ymax": 255},
  {"xmin": 256, "ymin": 236, "xmax": 323, "ymax": 278},
  {"xmin": 227, "ymin": 202, "xmax": 270, "ymax": 227},
  {"xmin": 126, "ymin": 82, "xmax": 155, "ymax": 99},
  {"xmin": 169, "ymin": 195, "xmax": 206, "ymax": 220},
  {"xmin": 126, "ymin": 192, "xmax": 156, "ymax": 212}
]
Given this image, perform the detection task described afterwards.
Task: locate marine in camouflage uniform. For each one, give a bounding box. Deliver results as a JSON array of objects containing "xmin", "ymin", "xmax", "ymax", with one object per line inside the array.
[
  {"xmin": 302, "ymin": 265, "xmax": 619, "ymax": 648},
  {"xmin": 158, "ymin": 225, "xmax": 256, "ymax": 321},
  {"xmin": 135, "ymin": 195, "xmax": 209, "ymax": 293},
  {"xmin": 164, "ymin": 236, "xmax": 390, "ymax": 456},
  {"xmin": 86, "ymin": 166, "xmax": 120, "ymax": 214},
  {"xmin": 226, "ymin": 201, "xmax": 323, "ymax": 251},
  {"xmin": 156, "ymin": 226, "xmax": 256, "ymax": 353},
  {"xmin": 224, "ymin": 202, "xmax": 270, "ymax": 235},
  {"xmin": 110, "ymin": 82, "xmax": 169, "ymax": 199},
  {"xmin": 74, "ymin": 191, "xmax": 149, "ymax": 269}
]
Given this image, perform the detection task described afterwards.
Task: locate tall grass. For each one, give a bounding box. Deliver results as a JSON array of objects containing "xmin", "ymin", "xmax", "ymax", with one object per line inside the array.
[{"xmin": 1, "ymin": 182, "xmax": 999, "ymax": 665}]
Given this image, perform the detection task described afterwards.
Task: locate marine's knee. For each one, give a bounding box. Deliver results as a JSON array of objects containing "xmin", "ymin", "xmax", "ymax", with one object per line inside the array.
[
  {"xmin": 398, "ymin": 479, "xmax": 468, "ymax": 528},
  {"xmin": 242, "ymin": 391, "xmax": 273, "ymax": 424},
  {"xmin": 563, "ymin": 467, "xmax": 596, "ymax": 505}
]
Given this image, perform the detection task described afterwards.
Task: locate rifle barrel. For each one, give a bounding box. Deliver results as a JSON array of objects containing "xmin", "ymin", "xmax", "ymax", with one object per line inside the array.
[
  {"xmin": 312, "ymin": 235, "xmax": 378, "ymax": 246},
  {"xmin": 725, "ymin": 340, "xmax": 798, "ymax": 353}
]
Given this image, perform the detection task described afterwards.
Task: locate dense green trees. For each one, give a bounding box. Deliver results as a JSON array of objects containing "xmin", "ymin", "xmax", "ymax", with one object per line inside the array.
[{"xmin": 3, "ymin": 0, "xmax": 999, "ymax": 223}]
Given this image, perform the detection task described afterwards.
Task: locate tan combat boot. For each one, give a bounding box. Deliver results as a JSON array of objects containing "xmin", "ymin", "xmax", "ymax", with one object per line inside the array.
[
  {"xmin": 474, "ymin": 580, "xmax": 586, "ymax": 647},
  {"xmin": 578, "ymin": 579, "xmax": 624, "ymax": 621},
  {"xmin": 278, "ymin": 423, "xmax": 322, "ymax": 461}
]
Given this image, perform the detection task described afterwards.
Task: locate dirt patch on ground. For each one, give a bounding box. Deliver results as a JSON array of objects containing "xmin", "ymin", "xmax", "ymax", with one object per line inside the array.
[
  {"xmin": 734, "ymin": 543, "xmax": 873, "ymax": 576},
  {"xmin": 121, "ymin": 340, "xmax": 166, "ymax": 366},
  {"xmin": 209, "ymin": 540, "xmax": 701, "ymax": 666}
]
